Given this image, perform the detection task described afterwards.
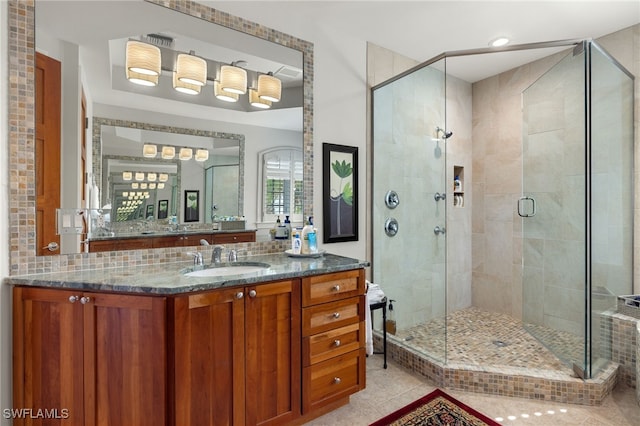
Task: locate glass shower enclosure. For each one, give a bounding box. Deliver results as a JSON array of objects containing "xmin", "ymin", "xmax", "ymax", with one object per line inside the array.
[{"xmin": 372, "ymin": 39, "xmax": 634, "ymax": 378}]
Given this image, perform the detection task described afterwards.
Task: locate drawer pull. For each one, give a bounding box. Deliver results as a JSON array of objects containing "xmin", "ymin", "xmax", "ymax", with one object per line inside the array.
[
  {"xmin": 68, "ymin": 295, "xmax": 79, "ymax": 303},
  {"xmin": 80, "ymin": 296, "xmax": 91, "ymax": 304},
  {"xmin": 332, "ymin": 285, "xmax": 341, "ymax": 291},
  {"xmin": 333, "ymin": 377, "xmax": 341, "ymax": 385},
  {"xmin": 332, "ymin": 312, "xmax": 341, "ymax": 319},
  {"xmin": 249, "ymin": 290, "xmax": 257, "ymax": 298},
  {"xmin": 333, "ymin": 339, "xmax": 341, "ymax": 347}
]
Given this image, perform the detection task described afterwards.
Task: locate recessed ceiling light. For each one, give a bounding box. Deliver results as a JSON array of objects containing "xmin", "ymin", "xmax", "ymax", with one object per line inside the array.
[{"xmin": 490, "ymin": 37, "xmax": 510, "ymax": 47}]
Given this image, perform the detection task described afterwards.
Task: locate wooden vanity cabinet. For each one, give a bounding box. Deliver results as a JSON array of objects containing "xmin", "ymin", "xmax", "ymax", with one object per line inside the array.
[
  {"xmin": 171, "ymin": 279, "xmax": 301, "ymax": 426},
  {"xmin": 13, "ymin": 287, "xmax": 167, "ymax": 426},
  {"xmin": 301, "ymin": 269, "xmax": 366, "ymax": 414}
]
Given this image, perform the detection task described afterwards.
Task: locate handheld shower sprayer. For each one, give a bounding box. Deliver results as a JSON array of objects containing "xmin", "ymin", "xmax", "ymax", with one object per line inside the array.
[{"xmin": 436, "ymin": 126, "xmax": 453, "ymax": 139}]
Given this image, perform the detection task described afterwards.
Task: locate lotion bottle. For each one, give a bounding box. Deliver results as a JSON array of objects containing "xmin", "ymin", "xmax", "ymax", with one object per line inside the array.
[{"xmin": 301, "ymin": 216, "xmax": 314, "ymax": 254}]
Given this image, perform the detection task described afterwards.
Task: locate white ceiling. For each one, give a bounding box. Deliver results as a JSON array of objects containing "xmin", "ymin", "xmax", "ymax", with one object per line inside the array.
[{"xmin": 207, "ymin": 0, "xmax": 640, "ymax": 82}]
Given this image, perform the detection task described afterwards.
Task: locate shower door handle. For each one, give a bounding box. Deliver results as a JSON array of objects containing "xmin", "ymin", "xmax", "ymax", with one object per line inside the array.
[{"xmin": 517, "ymin": 196, "xmax": 536, "ymax": 217}]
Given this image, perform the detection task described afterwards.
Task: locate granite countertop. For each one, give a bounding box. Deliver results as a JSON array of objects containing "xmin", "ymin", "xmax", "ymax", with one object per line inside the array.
[
  {"xmin": 4, "ymin": 253, "xmax": 369, "ymax": 295},
  {"xmin": 89, "ymin": 228, "xmax": 257, "ymax": 241}
]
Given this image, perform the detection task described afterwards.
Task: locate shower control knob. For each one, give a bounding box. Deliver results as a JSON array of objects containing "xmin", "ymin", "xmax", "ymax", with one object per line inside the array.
[
  {"xmin": 384, "ymin": 190, "xmax": 400, "ymax": 209},
  {"xmin": 433, "ymin": 226, "xmax": 446, "ymax": 235},
  {"xmin": 384, "ymin": 218, "xmax": 399, "ymax": 237}
]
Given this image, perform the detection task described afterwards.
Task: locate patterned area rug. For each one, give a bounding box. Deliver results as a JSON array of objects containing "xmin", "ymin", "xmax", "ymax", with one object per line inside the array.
[{"xmin": 370, "ymin": 389, "xmax": 501, "ymax": 426}]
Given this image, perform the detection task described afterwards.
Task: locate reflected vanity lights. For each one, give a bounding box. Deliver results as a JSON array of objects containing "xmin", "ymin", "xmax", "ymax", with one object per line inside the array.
[{"xmin": 125, "ymin": 39, "xmax": 282, "ymax": 107}]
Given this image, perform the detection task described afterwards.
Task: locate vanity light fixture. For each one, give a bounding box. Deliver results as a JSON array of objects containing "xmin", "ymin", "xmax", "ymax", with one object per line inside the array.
[
  {"xmin": 214, "ymin": 80, "xmax": 239, "ymax": 102},
  {"xmin": 142, "ymin": 144, "xmax": 157, "ymax": 158},
  {"xmin": 195, "ymin": 149, "xmax": 209, "ymax": 162},
  {"xmin": 220, "ymin": 63, "xmax": 247, "ymax": 94},
  {"xmin": 126, "ymin": 40, "xmax": 161, "ymax": 85},
  {"xmin": 489, "ymin": 36, "xmax": 510, "ymax": 47},
  {"xmin": 173, "ymin": 72, "xmax": 201, "ymax": 95},
  {"xmin": 257, "ymin": 72, "xmax": 281, "ymax": 102},
  {"xmin": 158, "ymin": 173, "xmax": 169, "ymax": 182},
  {"xmin": 135, "ymin": 172, "xmax": 145, "ymax": 181},
  {"xmin": 122, "ymin": 171, "xmax": 133, "ymax": 181},
  {"xmin": 147, "ymin": 172, "xmax": 157, "ymax": 182},
  {"xmin": 249, "ymin": 89, "xmax": 272, "ymax": 109},
  {"xmin": 179, "ymin": 147, "xmax": 193, "ymax": 161},
  {"xmin": 176, "ymin": 52, "xmax": 207, "ymax": 87},
  {"xmin": 161, "ymin": 146, "xmax": 176, "ymax": 160}
]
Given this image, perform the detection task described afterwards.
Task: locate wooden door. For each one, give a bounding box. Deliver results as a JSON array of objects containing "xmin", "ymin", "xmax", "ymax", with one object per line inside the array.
[
  {"xmin": 13, "ymin": 287, "xmax": 85, "ymax": 425},
  {"xmin": 84, "ymin": 293, "xmax": 167, "ymax": 426},
  {"xmin": 35, "ymin": 53, "xmax": 61, "ymax": 256},
  {"xmin": 172, "ymin": 288, "xmax": 246, "ymax": 426},
  {"xmin": 245, "ymin": 280, "xmax": 301, "ymax": 426}
]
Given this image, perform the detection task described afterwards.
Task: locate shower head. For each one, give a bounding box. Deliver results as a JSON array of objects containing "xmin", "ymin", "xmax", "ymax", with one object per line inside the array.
[{"xmin": 436, "ymin": 126, "xmax": 453, "ymax": 139}]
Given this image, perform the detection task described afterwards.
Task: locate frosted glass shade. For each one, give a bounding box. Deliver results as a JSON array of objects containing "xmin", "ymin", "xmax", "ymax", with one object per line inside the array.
[
  {"xmin": 140, "ymin": 183, "xmax": 148, "ymax": 189},
  {"xmin": 158, "ymin": 173, "xmax": 169, "ymax": 182},
  {"xmin": 176, "ymin": 54, "xmax": 207, "ymax": 86},
  {"xmin": 122, "ymin": 171, "xmax": 133, "ymax": 181},
  {"xmin": 135, "ymin": 172, "xmax": 145, "ymax": 181},
  {"xmin": 195, "ymin": 149, "xmax": 209, "ymax": 162},
  {"xmin": 179, "ymin": 148, "xmax": 193, "ymax": 161},
  {"xmin": 249, "ymin": 89, "xmax": 271, "ymax": 109},
  {"xmin": 126, "ymin": 69, "xmax": 159, "ymax": 87},
  {"xmin": 173, "ymin": 72, "xmax": 201, "ymax": 95},
  {"xmin": 257, "ymin": 73, "xmax": 281, "ymax": 102},
  {"xmin": 157, "ymin": 183, "xmax": 165, "ymax": 189},
  {"xmin": 220, "ymin": 65, "xmax": 247, "ymax": 94},
  {"xmin": 214, "ymin": 80, "xmax": 239, "ymax": 102},
  {"xmin": 142, "ymin": 144, "xmax": 157, "ymax": 158},
  {"xmin": 131, "ymin": 183, "xmax": 139, "ymax": 189},
  {"xmin": 149, "ymin": 183, "xmax": 156, "ymax": 189},
  {"xmin": 126, "ymin": 41, "xmax": 161, "ymax": 80},
  {"xmin": 147, "ymin": 172, "xmax": 157, "ymax": 182},
  {"xmin": 161, "ymin": 146, "xmax": 175, "ymax": 160}
]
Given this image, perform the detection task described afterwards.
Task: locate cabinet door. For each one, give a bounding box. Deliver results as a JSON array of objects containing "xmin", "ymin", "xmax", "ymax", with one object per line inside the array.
[
  {"xmin": 13, "ymin": 287, "xmax": 85, "ymax": 425},
  {"xmin": 172, "ymin": 288, "xmax": 246, "ymax": 426},
  {"xmin": 245, "ymin": 280, "xmax": 301, "ymax": 426},
  {"xmin": 84, "ymin": 293, "xmax": 166, "ymax": 426}
]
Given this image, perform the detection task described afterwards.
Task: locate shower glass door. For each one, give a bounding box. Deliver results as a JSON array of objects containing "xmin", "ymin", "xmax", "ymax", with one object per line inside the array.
[
  {"xmin": 521, "ymin": 47, "xmax": 588, "ymax": 373},
  {"xmin": 372, "ymin": 61, "xmax": 447, "ymax": 363}
]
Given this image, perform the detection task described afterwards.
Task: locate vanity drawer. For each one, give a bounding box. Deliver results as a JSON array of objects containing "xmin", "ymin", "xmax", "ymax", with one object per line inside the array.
[
  {"xmin": 212, "ymin": 231, "xmax": 256, "ymax": 244},
  {"xmin": 302, "ymin": 269, "xmax": 365, "ymax": 307},
  {"xmin": 302, "ymin": 296, "xmax": 364, "ymax": 337},
  {"xmin": 302, "ymin": 348, "xmax": 366, "ymax": 413},
  {"xmin": 303, "ymin": 322, "xmax": 364, "ymax": 366}
]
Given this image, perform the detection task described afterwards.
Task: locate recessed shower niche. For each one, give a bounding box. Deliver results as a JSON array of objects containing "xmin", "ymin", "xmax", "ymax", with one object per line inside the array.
[{"xmin": 453, "ymin": 165, "xmax": 464, "ymax": 208}]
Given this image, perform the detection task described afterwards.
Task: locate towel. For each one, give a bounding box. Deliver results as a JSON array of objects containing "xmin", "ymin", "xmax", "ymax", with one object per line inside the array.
[
  {"xmin": 365, "ymin": 291, "xmax": 374, "ymax": 355},
  {"xmin": 365, "ymin": 280, "xmax": 386, "ymax": 356}
]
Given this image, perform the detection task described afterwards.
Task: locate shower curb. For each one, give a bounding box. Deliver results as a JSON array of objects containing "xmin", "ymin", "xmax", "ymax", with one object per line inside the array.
[{"xmin": 373, "ymin": 333, "xmax": 619, "ymax": 406}]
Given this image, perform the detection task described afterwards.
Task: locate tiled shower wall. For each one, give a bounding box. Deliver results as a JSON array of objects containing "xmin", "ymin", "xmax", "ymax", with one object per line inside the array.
[{"xmin": 472, "ymin": 24, "xmax": 640, "ymax": 319}]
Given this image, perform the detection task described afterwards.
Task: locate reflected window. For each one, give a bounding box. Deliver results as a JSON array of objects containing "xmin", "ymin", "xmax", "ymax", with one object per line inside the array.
[{"xmin": 260, "ymin": 148, "xmax": 303, "ymax": 223}]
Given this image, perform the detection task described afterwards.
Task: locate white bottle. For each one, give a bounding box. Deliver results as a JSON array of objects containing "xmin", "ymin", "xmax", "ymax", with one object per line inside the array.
[
  {"xmin": 291, "ymin": 230, "xmax": 302, "ymax": 254},
  {"xmin": 301, "ymin": 216, "xmax": 314, "ymax": 254}
]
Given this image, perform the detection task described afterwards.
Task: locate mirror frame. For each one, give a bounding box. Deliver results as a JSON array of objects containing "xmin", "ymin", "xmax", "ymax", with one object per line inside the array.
[
  {"xmin": 8, "ymin": 0, "xmax": 314, "ymax": 275},
  {"xmin": 94, "ymin": 117, "xmax": 246, "ymax": 225}
]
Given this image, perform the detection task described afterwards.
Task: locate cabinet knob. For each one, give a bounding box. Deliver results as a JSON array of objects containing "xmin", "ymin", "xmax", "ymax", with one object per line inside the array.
[
  {"xmin": 332, "ymin": 285, "xmax": 340, "ymax": 292},
  {"xmin": 332, "ymin": 312, "xmax": 340, "ymax": 319},
  {"xmin": 69, "ymin": 295, "xmax": 79, "ymax": 303},
  {"xmin": 236, "ymin": 292, "xmax": 244, "ymax": 299},
  {"xmin": 333, "ymin": 339, "xmax": 341, "ymax": 347},
  {"xmin": 333, "ymin": 377, "xmax": 341, "ymax": 385},
  {"xmin": 80, "ymin": 296, "xmax": 91, "ymax": 304},
  {"xmin": 249, "ymin": 289, "xmax": 257, "ymax": 298}
]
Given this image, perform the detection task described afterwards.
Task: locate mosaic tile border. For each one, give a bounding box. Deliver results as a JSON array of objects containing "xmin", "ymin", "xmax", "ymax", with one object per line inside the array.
[
  {"xmin": 8, "ymin": 0, "xmax": 314, "ymax": 275},
  {"xmin": 373, "ymin": 333, "xmax": 619, "ymax": 406}
]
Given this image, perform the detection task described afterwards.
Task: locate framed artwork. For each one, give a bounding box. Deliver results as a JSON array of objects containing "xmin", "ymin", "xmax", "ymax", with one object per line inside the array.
[
  {"xmin": 145, "ymin": 204, "xmax": 154, "ymax": 218},
  {"xmin": 184, "ymin": 190, "xmax": 200, "ymax": 222},
  {"xmin": 322, "ymin": 143, "xmax": 358, "ymax": 243},
  {"xmin": 157, "ymin": 200, "xmax": 168, "ymax": 219}
]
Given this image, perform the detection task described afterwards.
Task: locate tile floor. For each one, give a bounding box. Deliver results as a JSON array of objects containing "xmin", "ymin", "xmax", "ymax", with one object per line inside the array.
[{"xmin": 305, "ymin": 357, "xmax": 640, "ymax": 425}]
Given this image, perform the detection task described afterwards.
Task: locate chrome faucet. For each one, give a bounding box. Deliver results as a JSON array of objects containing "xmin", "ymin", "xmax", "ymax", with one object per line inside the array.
[
  {"xmin": 228, "ymin": 249, "xmax": 238, "ymax": 262},
  {"xmin": 212, "ymin": 245, "xmax": 225, "ymax": 264},
  {"xmin": 186, "ymin": 251, "xmax": 203, "ymax": 267}
]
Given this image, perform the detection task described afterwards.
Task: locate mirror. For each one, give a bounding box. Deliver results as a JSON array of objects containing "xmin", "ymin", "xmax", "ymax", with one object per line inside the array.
[{"xmin": 32, "ymin": 0, "xmax": 308, "ymax": 254}]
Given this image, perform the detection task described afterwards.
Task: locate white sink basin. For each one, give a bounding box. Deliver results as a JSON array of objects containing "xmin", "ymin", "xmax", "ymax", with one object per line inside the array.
[{"xmin": 184, "ymin": 262, "xmax": 270, "ymax": 278}]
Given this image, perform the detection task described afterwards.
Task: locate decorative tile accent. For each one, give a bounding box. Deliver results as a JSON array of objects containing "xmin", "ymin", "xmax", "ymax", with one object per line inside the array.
[{"xmin": 8, "ymin": 0, "xmax": 314, "ymax": 275}]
